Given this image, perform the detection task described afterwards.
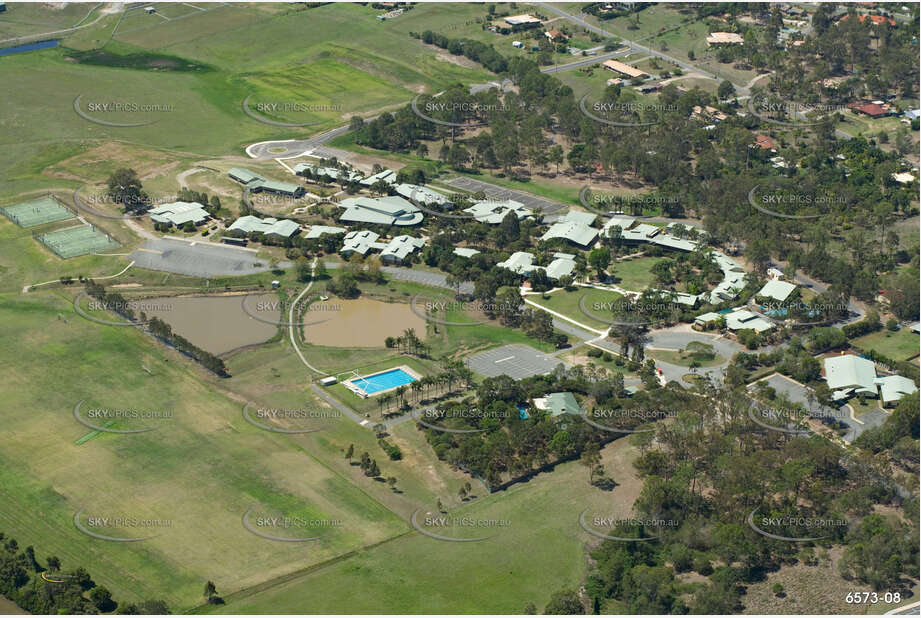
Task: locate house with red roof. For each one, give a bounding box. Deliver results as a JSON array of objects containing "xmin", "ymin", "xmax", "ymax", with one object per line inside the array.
[
  {"xmin": 754, "ymin": 134, "xmax": 777, "ymax": 151},
  {"xmin": 839, "ymin": 13, "xmax": 896, "ymax": 27},
  {"xmin": 850, "ymin": 102, "xmax": 892, "ymax": 118}
]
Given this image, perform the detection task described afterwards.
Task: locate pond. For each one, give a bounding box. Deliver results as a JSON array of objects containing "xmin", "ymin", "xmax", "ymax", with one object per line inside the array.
[
  {"xmin": 0, "ymin": 40, "xmax": 58, "ymax": 57},
  {"xmin": 142, "ymin": 294, "xmax": 278, "ymax": 355},
  {"xmin": 302, "ymin": 297, "xmax": 426, "ymax": 348}
]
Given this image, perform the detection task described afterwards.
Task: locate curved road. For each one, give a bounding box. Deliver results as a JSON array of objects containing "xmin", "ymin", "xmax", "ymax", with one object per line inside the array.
[{"xmin": 245, "ymin": 124, "xmax": 358, "ymax": 160}]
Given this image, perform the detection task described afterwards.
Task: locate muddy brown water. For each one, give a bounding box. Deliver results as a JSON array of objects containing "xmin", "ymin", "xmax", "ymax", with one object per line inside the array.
[
  {"xmin": 302, "ymin": 297, "xmax": 426, "ymax": 348},
  {"xmin": 142, "ymin": 294, "xmax": 279, "ymax": 355},
  {"xmin": 140, "ymin": 294, "xmax": 425, "ymax": 353}
]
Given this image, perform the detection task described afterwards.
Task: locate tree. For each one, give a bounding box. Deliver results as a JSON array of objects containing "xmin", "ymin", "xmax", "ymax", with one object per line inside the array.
[
  {"xmin": 345, "ymin": 443, "xmax": 354, "ymax": 461},
  {"xmin": 314, "ymin": 260, "xmax": 327, "ymax": 280},
  {"xmin": 90, "ymin": 586, "xmax": 116, "ymax": 612},
  {"xmin": 106, "ymin": 168, "xmax": 146, "ymax": 212},
  {"xmin": 588, "ymin": 248, "xmax": 611, "ymax": 278},
  {"xmin": 46, "ymin": 555, "xmax": 61, "ymax": 572},
  {"xmin": 387, "ymin": 476, "xmax": 397, "ymax": 491},
  {"xmin": 544, "ymin": 589, "xmax": 585, "ymax": 614},
  {"xmin": 295, "ymin": 257, "xmax": 312, "ymax": 282},
  {"xmin": 717, "ymin": 80, "xmax": 735, "ymax": 100},
  {"xmin": 580, "ymin": 441, "xmax": 602, "ymax": 485},
  {"xmin": 549, "ymin": 145, "xmax": 564, "ymax": 174}
]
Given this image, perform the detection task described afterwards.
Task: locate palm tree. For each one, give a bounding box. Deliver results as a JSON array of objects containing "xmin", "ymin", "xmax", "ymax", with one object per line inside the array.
[
  {"xmin": 395, "ymin": 385, "xmax": 407, "ymax": 409},
  {"xmin": 411, "ymin": 380, "xmax": 423, "ymax": 403}
]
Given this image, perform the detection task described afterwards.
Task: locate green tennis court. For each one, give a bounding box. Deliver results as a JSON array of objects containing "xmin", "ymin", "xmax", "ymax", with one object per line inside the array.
[
  {"xmin": 0, "ymin": 196, "xmax": 76, "ymax": 228},
  {"xmin": 37, "ymin": 225, "xmax": 120, "ymax": 259}
]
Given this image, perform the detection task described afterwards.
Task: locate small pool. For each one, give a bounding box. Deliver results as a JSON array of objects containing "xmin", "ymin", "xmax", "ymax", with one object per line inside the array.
[
  {"xmin": 350, "ymin": 368, "xmax": 416, "ymax": 396},
  {"xmin": 0, "ymin": 40, "xmax": 58, "ymax": 57},
  {"xmin": 517, "ymin": 404, "xmax": 530, "ymax": 420}
]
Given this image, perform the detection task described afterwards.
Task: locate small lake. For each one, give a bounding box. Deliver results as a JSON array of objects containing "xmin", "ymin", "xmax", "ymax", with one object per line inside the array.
[
  {"xmin": 0, "ymin": 40, "xmax": 58, "ymax": 57},
  {"xmin": 142, "ymin": 294, "xmax": 278, "ymax": 355},
  {"xmin": 303, "ymin": 297, "xmax": 426, "ymax": 348}
]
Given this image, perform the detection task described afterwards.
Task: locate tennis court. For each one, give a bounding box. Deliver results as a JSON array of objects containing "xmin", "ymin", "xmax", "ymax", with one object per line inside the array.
[
  {"xmin": 1, "ymin": 196, "xmax": 76, "ymax": 228},
  {"xmin": 38, "ymin": 225, "xmax": 120, "ymax": 258}
]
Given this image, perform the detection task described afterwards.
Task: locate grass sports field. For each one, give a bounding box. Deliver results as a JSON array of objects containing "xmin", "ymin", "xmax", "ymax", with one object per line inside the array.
[
  {"xmin": 852, "ymin": 327, "xmax": 920, "ymax": 362},
  {"xmin": 610, "ymin": 256, "xmax": 663, "ymax": 291},
  {"xmin": 527, "ymin": 287, "xmax": 624, "ymax": 330}
]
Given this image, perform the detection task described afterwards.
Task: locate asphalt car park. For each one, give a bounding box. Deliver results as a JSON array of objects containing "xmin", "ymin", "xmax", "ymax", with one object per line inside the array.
[{"xmin": 466, "ymin": 344, "xmax": 568, "ymax": 380}]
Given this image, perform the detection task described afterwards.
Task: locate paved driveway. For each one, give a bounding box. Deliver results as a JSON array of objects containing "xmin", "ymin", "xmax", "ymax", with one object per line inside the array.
[
  {"xmin": 754, "ymin": 373, "xmax": 887, "ymax": 443},
  {"xmin": 129, "ymin": 238, "xmax": 290, "ymax": 277},
  {"xmin": 444, "ymin": 177, "xmax": 567, "ymax": 214},
  {"xmin": 466, "ymin": 344, "xmax": 568, "ymax": 380}
]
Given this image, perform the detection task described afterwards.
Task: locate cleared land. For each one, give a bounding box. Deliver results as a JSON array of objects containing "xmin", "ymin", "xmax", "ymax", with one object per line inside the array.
[
  {"xmin": 201, "ymin": 437, "xmax": 645, "ymax": 614},
  {"xmin": 528, "ymin": 287, "xmax": 624, "ymax": 330},
  {"xmin": 610, "ymin": 255, "xmax": 663, "ymax": 291},
  {"xmin": 852, "ymin": 328, "xmax": 919, "ymax": 362}
]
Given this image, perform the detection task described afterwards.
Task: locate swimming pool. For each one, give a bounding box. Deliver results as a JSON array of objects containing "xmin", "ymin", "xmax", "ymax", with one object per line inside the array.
[{"xmin": 349, "ymin": 368, "xmax": 417, "ymax": 396}]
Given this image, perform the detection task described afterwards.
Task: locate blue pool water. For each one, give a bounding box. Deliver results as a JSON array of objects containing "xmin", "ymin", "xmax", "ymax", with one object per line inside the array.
[
  {"xmin": 350, "ymin": 368, "xmax": 416, "ymax": 395},
  {"xmin": 516, "ymin": 404, "xmax": 530, "ymax": 420},
  {"xmin": 0, "ymin": 40, "xmax": 58, "ymax": 57}
]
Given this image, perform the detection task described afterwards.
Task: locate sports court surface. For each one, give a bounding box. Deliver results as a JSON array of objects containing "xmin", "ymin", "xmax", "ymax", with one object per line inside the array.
[
  {"xmin": 37, "ymin": 225, "xmax": 120, "ymax": 258},
  {"xmin": 466, "ymin": 344, "xmax": 568, "ymax": 380},
  {"xmin": 129, "ymin": 237, "xmax": 288, "ymax": 277},
  {"xmin": 444, "ymin": 177, "xmax": 567, "ymax": 214},
  {"xmin": 1, "ymin": 196, "xmax": 76, "ymax": 228}
]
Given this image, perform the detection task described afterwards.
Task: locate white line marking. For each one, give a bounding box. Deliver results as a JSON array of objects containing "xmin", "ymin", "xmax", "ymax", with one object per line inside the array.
[{"xmin": 495, "ymin": 356, "xmax": 515, "ymax": 363}]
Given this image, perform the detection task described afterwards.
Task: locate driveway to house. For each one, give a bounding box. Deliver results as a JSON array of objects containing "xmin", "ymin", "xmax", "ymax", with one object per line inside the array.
[
  {"xmin": 751, "ymin": 373, "xmax": 887, "ymax": 443},
  {"xmin": 768, "ymin": 259, "xmax": 866, "ymax": 325}
]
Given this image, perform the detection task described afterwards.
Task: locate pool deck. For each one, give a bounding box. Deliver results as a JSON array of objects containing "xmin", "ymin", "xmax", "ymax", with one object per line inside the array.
[{"xmin": 343, "ymin": 365, "xmax": 422, "ymax": 399}]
